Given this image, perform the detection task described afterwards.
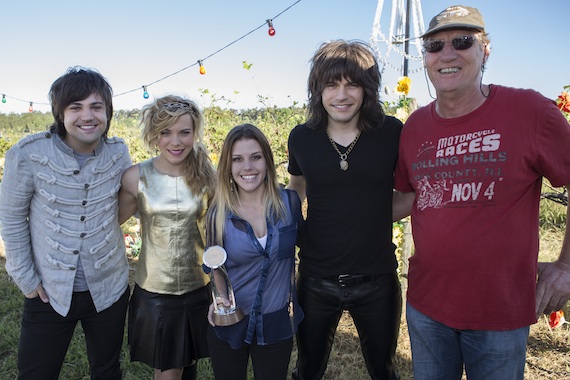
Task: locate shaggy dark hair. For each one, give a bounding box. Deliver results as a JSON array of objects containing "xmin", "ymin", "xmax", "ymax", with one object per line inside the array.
[
  {"xmin": 49, "ymin": 66, "xmax": 113, "ymax": 139},
  {"xmin": 306, "ymin": 40, "xmax": 385, "ymax": 132}
]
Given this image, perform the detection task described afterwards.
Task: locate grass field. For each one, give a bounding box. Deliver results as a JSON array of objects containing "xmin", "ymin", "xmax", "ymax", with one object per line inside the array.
[{"xmin": 0, "ymin": 204, "xmax": 568, "ymax": 379}]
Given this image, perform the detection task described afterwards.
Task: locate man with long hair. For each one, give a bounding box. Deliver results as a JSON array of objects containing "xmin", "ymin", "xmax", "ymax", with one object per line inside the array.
[{"xmin": 288, "ymin": 40, "xmax": 402, "ymax": 379}]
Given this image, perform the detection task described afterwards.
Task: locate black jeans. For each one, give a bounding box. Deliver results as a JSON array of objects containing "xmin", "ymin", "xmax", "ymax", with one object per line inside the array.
[
  {"xmin": 17, "ymin": 286, "xmax": 129, "ymax": 380},
  {"xmin": 207, "ymin": 327, "xmax": 293, "ymax": 380},
  {"xmin": 293, "ymin": 273, "xmax": 402, "ymax": 380}
]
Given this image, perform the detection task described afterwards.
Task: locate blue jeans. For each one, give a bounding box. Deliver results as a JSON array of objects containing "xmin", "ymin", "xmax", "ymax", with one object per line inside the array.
[{"xmin": 406, "ymin": 302, "xmax": 529, "ymax": 380}]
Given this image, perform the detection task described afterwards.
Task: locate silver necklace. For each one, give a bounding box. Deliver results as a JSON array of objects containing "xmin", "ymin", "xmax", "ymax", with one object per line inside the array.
[{"xmin": 326, "ymin": 130, "xmax": 361, "ymax": 171}]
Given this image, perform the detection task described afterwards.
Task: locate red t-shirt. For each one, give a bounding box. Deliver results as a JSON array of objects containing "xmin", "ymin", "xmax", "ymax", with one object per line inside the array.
[{"xmin": 394, "ymin": 85, "xmax": 570, "ymax": 330}]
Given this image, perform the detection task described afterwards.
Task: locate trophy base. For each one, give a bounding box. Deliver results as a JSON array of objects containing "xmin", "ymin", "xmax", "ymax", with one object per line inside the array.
[{"xmin": 213, "ymin": 308, "xmax": 245, "ymax": 326}]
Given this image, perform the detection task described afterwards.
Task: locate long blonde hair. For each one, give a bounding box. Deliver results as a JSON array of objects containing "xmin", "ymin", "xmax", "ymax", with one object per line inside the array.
[
  {"xmin": 208, "ymin": 124, "xmax": 285, "ymax": 245},
  {"xmin": 140, "ymin": 95, "xmax": 216, "ymax": 197}
]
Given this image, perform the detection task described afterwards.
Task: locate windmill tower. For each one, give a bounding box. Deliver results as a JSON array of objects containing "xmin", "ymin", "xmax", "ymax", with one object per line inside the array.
[
  {"xmin": 370, "ymin": 0, "xmax": 426, "ymax": 98},
  {"xmin": 371, "ymin": 1, "xmax": 425, "ymax": 278}
]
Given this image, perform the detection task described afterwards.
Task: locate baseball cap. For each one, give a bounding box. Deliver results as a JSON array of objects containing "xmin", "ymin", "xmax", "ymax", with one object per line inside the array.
[{"xmin": 422, "ymin": 5, "xmax": 485, "ymax": 38}]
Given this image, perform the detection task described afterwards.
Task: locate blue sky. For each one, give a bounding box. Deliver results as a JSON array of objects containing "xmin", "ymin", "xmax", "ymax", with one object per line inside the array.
[{"xmin": 1, "ymin": 0, "xmax": 568, "ymax": 114}]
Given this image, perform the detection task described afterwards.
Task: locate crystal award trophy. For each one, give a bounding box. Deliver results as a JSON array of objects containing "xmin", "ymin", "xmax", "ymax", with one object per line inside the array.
[{"xmin": 203, "ymin": 245, "xmax": 244, "ymax": 326}]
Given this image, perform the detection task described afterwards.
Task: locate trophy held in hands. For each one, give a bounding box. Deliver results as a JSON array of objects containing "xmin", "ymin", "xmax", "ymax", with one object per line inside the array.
[{"xmin": 203, "ymin": 245, "xmax": 244, "ymax": 326}]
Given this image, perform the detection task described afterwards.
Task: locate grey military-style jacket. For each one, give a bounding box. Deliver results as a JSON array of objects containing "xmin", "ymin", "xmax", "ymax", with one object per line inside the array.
[{"xmin": 0, "ymin": 131, "xmax": 132, "ymax": 316}]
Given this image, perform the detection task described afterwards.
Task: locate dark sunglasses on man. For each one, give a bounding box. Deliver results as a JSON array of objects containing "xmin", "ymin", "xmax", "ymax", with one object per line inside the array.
[{"xmin": 423, "ymin": 35, "xmax": 475, "ymax": 53}]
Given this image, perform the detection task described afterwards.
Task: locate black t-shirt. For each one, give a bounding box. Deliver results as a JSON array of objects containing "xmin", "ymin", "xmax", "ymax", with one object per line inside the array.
[{"xmin": 287, "ymin": 117, "xmax": 402, "ymax": 277}]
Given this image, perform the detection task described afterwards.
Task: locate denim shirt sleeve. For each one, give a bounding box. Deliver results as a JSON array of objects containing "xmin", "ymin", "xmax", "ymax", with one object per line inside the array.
[{"xmin": 0, "ymin": 145, "xmax": 41, "ymax": 295}]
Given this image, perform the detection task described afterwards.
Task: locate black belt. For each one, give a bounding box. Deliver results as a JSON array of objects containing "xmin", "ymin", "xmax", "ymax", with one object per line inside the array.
[{"xmin": 325, "ymin": 274, "xmax": 378, "ymax": 287}]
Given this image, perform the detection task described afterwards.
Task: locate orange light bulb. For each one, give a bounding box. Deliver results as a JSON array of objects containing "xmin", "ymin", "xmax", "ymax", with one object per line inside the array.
[{"xmin": 198, "ymin": 60, "xmax": 206, "ymax": 75}]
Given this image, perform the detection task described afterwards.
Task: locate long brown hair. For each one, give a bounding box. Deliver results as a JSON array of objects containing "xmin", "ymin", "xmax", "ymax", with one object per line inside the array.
[{"xmin": 208, "ymin": 124, "xmax": 285, "ymax": 245}]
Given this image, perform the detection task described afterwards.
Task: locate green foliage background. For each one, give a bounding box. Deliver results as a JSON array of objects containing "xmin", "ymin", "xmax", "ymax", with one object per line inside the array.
[
  {"xmin": 0, "ymin": 104, "xmax": 566, "ymax": 379},
  {"xmin": 0, "ymin": 105, "xmax": 308, "ymax": 379},
  {"xmin": 0, "ymin": 104, "xmax": 566, "ymax": 226},
  {"xmin": 0, "ymin": 104, "xmax": 306, "ymax": 186}
]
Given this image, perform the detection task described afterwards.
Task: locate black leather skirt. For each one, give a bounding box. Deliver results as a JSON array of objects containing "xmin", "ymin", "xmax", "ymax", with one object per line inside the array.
[{"xmin": 128, "ymin": 283, "xmax": 211, "ymax": 370}]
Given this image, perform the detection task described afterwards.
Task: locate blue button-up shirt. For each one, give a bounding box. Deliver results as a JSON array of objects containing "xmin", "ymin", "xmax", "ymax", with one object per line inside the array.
[{"xmin": 210, "ymin": 188, "xmax": 304, "ymax": 348}]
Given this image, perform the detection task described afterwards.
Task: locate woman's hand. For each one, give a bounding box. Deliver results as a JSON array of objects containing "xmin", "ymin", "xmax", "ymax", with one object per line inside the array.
[
  {"xmin": 208, "ymin": 296, "xmax": 232, "ymax": 326},
  {"xmin": 207, "ymin": 302, "xmax": 216, "ymax": 326}
]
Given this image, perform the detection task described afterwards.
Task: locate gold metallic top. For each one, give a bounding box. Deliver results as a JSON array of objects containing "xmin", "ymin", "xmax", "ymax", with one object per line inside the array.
[{"xmin": 135, "ymin": 159, "xmax": 209, "ymax": 294}]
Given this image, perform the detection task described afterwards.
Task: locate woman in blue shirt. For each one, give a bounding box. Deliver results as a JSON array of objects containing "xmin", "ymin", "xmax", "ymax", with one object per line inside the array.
[{"xmin": 206, "ymin": 124, "xmax": 303, "ymax": 380}]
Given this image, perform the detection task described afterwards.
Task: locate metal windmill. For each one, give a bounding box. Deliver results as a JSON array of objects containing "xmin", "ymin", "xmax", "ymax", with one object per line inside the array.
[{"xmin": 370, "ymin": 0, "xmax": 425, "ymax": 78}]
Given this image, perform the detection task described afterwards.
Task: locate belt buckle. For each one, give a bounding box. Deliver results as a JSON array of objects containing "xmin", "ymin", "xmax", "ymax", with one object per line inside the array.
[{"xmin": 338, "ymin": 274, "xmax": 354, "ymax": 287}]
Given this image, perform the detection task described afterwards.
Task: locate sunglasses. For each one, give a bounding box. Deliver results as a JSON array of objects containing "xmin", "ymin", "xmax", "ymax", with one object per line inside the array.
[{"xmin": 423, "ymin": 35, "xmax": 475, "ymax": 53}]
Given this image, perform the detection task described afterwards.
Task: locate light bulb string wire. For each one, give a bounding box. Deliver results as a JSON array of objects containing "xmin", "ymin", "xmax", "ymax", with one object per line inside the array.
[
  {"xmin": 1, "ymin": 93, "xmax": 49, "ymax": 107},
  {"xmin": 1, "ymin": 0, "xmax": 301, "ymax": 109}
]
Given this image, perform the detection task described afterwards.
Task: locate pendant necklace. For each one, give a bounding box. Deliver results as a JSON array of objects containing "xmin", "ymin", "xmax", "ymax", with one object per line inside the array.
[{"xmin": 326, "ymin": 129, "xmax": 361, "ymax": 171}]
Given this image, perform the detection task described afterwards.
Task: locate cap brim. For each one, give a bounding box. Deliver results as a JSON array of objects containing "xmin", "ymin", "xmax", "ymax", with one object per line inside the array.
[{"xmin": 421, "ymin": 24, "xmax": 485, "ymax": 38}]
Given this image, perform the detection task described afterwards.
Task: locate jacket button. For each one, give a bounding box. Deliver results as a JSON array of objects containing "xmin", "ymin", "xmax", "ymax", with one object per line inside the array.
[
  {"xmin": 82, "ymin": 200, "xmax": 87, "ymax": 206},
  {"xmin": 80, "ymin": 216, "xmax": 86, "ymax": 221},
  {"xmin": 80, "ymin": 233, "xmax": 86, "ymax": 238},
  {"xmin": 73, "ymin": 250, "xmax": 79, "ymax": 255},
  {"xmin": 73, "ymin": 169, "xmax": 80, "ymax": 175}
]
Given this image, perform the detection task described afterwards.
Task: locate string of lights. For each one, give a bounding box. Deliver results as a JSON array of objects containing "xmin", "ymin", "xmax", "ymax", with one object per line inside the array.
[{"xmin": 1, "ymin": 0, "xmax": 301, "ymax": 112}]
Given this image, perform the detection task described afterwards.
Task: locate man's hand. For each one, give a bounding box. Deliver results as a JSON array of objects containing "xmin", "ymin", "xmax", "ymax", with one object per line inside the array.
[
  {"xmin": 25, "ymin": 283, "xmax": 49, "ymax": 303},
  {"xmin": 536, "ymin": 260, "xmax": 570, "ymax": 318}
]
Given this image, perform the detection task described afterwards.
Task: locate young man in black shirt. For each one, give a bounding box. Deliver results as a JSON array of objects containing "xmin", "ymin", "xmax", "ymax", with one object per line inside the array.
[{"xmin": 288, "ymin": 39, "xmax": 403, "ymax": 380}]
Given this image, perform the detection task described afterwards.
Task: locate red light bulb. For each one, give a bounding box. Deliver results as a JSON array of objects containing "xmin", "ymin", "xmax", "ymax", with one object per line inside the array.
[{"xmin": 267, "ymin": 19, "xmax": 276, "ymax": 37}]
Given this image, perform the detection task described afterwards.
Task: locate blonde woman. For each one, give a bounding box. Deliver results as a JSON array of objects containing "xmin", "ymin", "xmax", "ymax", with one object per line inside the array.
[
  {"xmin": 206, "ymin": 124, "xmax": 304, "ymax": 380},
  {"xmin": 118, "ymin": 95, "xmax": 216, "ymax": 380}
]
